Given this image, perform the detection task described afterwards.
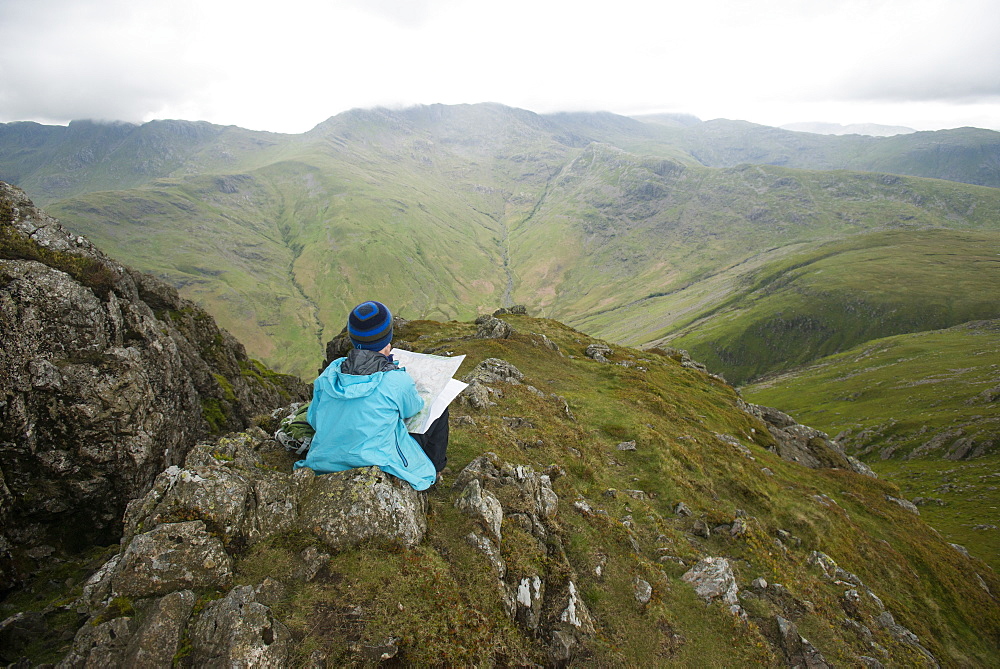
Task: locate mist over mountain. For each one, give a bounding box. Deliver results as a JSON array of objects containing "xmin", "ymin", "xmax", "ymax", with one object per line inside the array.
[{"xmin": 780, "ymin": 122, "xmax": 916, "ymax": 137}]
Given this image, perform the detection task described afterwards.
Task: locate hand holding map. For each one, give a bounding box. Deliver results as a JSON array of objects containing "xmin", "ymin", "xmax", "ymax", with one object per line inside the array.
[{"xmin": 391, "ymin": 348, "xmax": 468, "ymax": 433}]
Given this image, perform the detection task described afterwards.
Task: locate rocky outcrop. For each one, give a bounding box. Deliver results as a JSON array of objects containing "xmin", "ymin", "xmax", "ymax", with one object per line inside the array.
[
  {"xmin": 459, "ymin": 357, "xmax": 525, "ymax": 410},
  {"xmin": 474, "ymin": 315, "xmax": 516, "ymax": 339},
  {"xmin": 0, "ymin": 182, "xmax": 308, "ymax": 590},
  {"xmin": 682, "ymin": 556, "xmax": 739, "ymax": 607},
  {"xmin": 775, "ymin": 615, "xmax": 831, "ymax": 668},
  {"xmin": 585, "ymin": 343, "xmax": 612, "ymax": 363},
  {"xmin": 111, "ymin": 430, "xmax": 427, "ymax": 565},
  {"xmin": 52, "ymin": 430, "xmax": 596, "ymax": 666},
  {"xmin": 493, "ymin": 305, "xmax": 527, "ymax": 316},
  {"xmin": 739, "ymin": 401, "xmax": 876, "ymax": 477},
  {"xmin": 808, "ymin": 550, "xmax": 938, "ymax": 666},
  {"xmin": 60, "ymin": 423, "xmax": 426, "ymax": 666},
  {"xmin": 453, "ymin": 452, "xmax": 593, "ymax": 665}
]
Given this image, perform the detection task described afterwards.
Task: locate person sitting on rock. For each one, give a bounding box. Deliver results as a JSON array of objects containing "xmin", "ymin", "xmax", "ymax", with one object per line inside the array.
[{"xmin": 293, "ymin": 300, "xmax": 447, "ymax": 490}]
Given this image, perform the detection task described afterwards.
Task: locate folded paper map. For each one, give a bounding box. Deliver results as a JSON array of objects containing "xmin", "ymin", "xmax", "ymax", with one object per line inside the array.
[{"xmin": 391, "ymin": 348, "xmax": 468, "ymax": 434}]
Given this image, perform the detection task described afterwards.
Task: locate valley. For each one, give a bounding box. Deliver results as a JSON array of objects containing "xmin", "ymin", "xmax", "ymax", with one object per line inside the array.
[{"xmin": 5, "ymin": 107, "xmax": 999, "ymax": 381}]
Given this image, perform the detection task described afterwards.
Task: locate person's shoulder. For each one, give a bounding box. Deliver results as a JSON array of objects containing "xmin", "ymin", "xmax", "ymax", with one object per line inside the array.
[
  {"xmin": 382, "ymin": 366, "xmax": 416, "ymax": 387},
  {"xmin": 316, "ymin": 357, "xmax": 346, "ymax": 376}
]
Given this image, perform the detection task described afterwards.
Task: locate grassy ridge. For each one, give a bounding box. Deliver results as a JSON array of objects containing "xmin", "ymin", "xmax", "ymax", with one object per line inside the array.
[
  {"xmin": 358, "ymin": 316, "xmax": 1000, "ymax": 663},
  {"xmin": 46, "ymin": 175, "xmax": 326, "ymax": 375},
  {"xmin": 43, "ymin": 106, "xmax": 576, "ymax": 375},
  {"xmin": 9, "ymin": 315, "xmax": 998, "ymax": 664},
  {"xmin": 567, "ymin": 164, "xmax": 1000, "ymax": 341},
  {"xmin": 742, "ymin": 320, "xmax": 1000, "ymax": 569},
  {"xmin": 659, "ymin": 229, "xmax": 1000, "ymax": 385}
]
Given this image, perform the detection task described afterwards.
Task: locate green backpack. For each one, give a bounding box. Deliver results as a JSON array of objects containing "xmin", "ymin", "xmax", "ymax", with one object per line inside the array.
[{"xmin": 275, "ymin": 402, "xmax": 315, "ymax": 455}]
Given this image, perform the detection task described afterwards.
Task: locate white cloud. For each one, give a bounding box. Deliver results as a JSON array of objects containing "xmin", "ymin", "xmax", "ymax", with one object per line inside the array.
[{"xmin": 1, "ymin": 0, "xmax": 998, "ymax": 132}]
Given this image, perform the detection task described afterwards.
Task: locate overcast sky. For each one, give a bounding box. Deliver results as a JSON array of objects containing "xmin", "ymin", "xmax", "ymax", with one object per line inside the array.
[{"xmin": 1, "ymin": 0, "xmax": 998, "ymax": 134}]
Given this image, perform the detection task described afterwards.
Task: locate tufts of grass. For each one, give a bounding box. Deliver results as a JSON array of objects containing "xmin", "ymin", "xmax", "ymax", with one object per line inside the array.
[
  {"xmin": 0, "ymin": 200, "xmax": 118, "ymax": 299},
  {"xmin": 744, "ymin": 319, "xmax": 1000, "ymax": 569}
]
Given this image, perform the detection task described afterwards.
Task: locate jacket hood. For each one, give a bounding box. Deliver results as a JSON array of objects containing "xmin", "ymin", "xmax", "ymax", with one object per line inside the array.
[
  {"xmin": 342, "ymin": 348, "xmax": 397, "ymax": 375},
  {"xmin": 314, "ymin": 350, "xmax": 398, "ymax": 400}
]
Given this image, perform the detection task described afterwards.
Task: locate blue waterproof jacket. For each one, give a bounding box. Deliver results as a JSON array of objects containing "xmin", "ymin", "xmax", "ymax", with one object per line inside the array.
[{"xmin": 294, "ymin": 351, "xmax": 437, "ymax": 490}]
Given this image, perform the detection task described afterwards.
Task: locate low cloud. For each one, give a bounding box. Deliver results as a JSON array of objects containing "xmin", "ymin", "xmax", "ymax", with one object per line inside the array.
[{"xmin": 1, "ymin": 0, "xmax": 998, "ymax": 132}]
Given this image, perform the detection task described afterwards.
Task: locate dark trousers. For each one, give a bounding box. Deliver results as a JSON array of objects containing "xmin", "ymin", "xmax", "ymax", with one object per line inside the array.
[{"xmin": 409, "ymin": 407, "xmax": 449, "ymax": 472}]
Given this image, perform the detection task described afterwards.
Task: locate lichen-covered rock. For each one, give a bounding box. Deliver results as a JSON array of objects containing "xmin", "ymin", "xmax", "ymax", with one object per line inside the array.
[
  {"xmin": 634, "ymin": 578, "xmax": 653, "ymax": 605},
  {"xmin": 739, "ymin": 401, "xmax": 875, "ymax": 476},
  {"xmin": 454, "ymin": 454, "xmax": 559, "ymax": 527},
  {"xmin": 515, "ymin": 574, "xmax": 545, "ymax": 631},
  {"xmin": 806, "ymin": 551, "xmax": 937, "ymax": 664},
  {"xmin": 681, "ymin": 556, "xmax": 739, "ymax": 606},
  {"xmin": 807, "ymin": 551, "xmax": 864, "ymax": 589},
  {"xmin": 585, "ymin": 343, "xmax": 612, "ymax": 362},
  {"xmin": 474, "ymin": 316, "xmax": 515, "ymax": 339},
  {"xmin": 120, "ymin": 439, "xmax": 301, "ymax": 551},
  {"xmin": 776, "ymin": 615, "xmax": 831, "ymax": 668},
  {"xmin": 459, "ymin": 358, "xmax": 525, "ymax": 410},
  {"xmin": 886, "ymin": 495, "xmax": 920, "ymax": 515},
  {"xmin": 554, "ymin": 580, "xmax": 595, "ymax": 635},
  {"xmin": 104, "ymin": 432, "xmax": 427, "ymax": 605},
  {"xmin": 111, "ymin": 521, "xmax": 233, "ymax": 598},
  {"xmin": 493, "ymin": 305, "xmax": 527, "ymax": 316},
  {"xmin": 462, "ymin": 358, "xmax": 524, "ymax": 385},
  {"xmin": 452, "ymin": 452, "xmax": 599, "ymax": 653},
  {"xmin": 876, "ymin": 611, "xmax": 938, "ymax": 666},
  {"xmin": 455, "ymin": 479, "xmax": 504, "ymax": 541},
  {"xmin": 466, "ymin": 532, "xmax": 506, "ymax": 579},
  {"xmin": 189, "ymin": 584, "xmax": 292, "ymax": 667},
  {"xmin": 121, "ymin": 589, "xmax": 196, "ymax": 667},
  {"xmin": 0, "ymin": 182, "xmax": 308, "ymax": 588},
  {"xmin": 57, "ymin": 616, "xmax": 132, "ymax": 669},
  {"xmin": 548, "ymin": 629, "xmax": 577, "ymax": 666},
  {"xmin": 297, "ymin": 466, "xmax": 427, "ymax": 551}
]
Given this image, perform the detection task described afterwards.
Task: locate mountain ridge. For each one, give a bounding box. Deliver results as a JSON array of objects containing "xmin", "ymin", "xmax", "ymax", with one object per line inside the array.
[{"xmin": 3, "ymin": 104, "xmax": 999, "ymax": 380}]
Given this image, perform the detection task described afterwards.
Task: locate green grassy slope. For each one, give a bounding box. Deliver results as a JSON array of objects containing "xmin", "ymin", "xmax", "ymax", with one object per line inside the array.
[
  {"xmin": 742, "ymin": 320, "xmax": 1000, "ymax": 569},
  {"xmin": 33, "ymin": 151, "xmax": 1000, "ymax": 379},
  {"xmin": 236, "ymin": 317, "xmax": 1000, "ymax": 664},
  {"xmin": 12, "ymin": 314, "xmax": 996, "ymax": 666},
  {"xmin": 44, "ymin": 105, "xmax": 581, "ymax": 375},
  {"xmin": 657, "ymin": 229, "xmax": 1000, "ymax": 385},
  {"xmin": 45, "ymin": 174, "xmax": 325, "ymax": 375},
  {"xmin": 528, "ymin": 159, "xmax": 1000, "ymax": 347}
]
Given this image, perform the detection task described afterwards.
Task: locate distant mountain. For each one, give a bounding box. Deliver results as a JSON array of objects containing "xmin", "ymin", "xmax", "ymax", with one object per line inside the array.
[
  {"xmin": 1, "ymin": 104, "xmax": 999, "ymax": 380},
  {"xmin": 629, "ymin": 112, "xmax": 703, "ymax": 128},
  {"xmin": 780, "ymin": 121, "xmax": 916, "ymax": 137},
  {"xmin": 0, "ymin": 119, "xmax": 287, "ymax": 203},
  {"xmin": 638, "ymin": 119, "xmax": 1000, "ymax": 188}
]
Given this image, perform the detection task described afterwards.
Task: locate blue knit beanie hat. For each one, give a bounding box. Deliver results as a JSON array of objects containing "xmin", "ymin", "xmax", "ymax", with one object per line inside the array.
[{"xmin": 348, "ymin": 301, "xmax": 393, "ymax": 351}]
